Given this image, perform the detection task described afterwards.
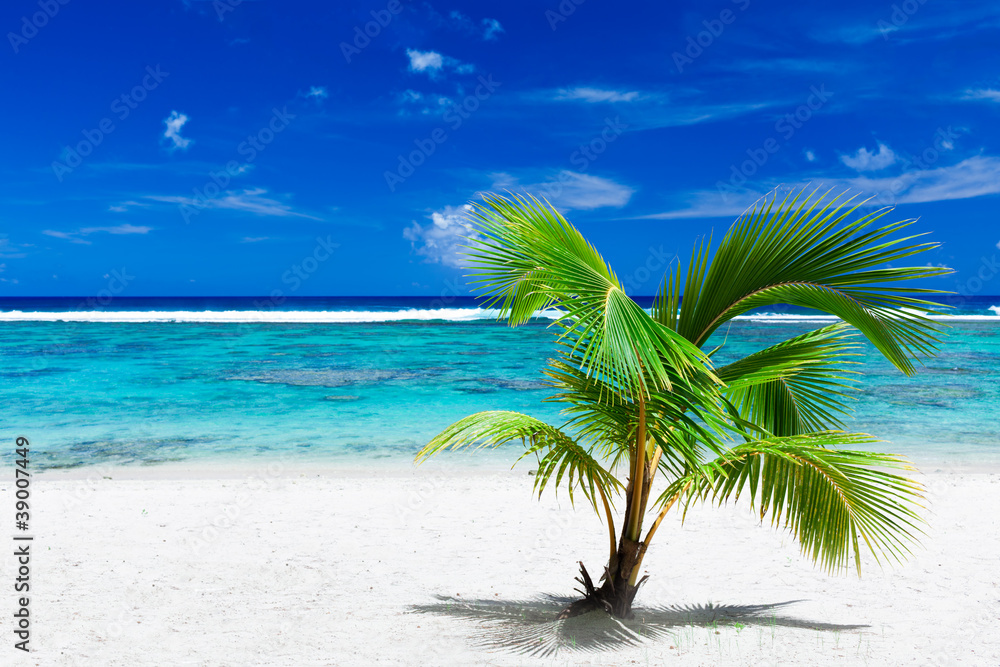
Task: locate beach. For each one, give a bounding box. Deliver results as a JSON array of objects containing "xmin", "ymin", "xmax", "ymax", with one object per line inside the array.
[{"xmin": 7, "ymin": 463, "xmax": 998, "ymax": 666}]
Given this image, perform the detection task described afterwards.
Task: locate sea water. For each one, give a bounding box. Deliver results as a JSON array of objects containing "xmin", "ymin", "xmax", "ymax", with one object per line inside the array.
[{"xmin": 0, "ymin": 296, "xmax": 997, "ymax": 470}]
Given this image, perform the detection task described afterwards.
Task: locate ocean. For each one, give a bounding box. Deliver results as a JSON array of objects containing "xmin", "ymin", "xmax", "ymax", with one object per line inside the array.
[{"xmin": 1, "ymin": 296, "xmax": 997, "ymax": 471}]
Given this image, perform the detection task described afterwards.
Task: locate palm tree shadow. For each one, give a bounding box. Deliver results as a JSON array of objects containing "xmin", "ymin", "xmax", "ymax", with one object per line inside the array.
[{"xmin": 409, "ymin": 594, "xmax": 867, "ymax": 657}]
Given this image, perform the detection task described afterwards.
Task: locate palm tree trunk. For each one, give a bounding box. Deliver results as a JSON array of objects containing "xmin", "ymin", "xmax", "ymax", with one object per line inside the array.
[
  {"xmin": 558, "ymin": 397, "xmax": 651, "ymax": 620},
  {"xmin": 556, "ymin": 535, "xmax": 648, "ymax": 619}
]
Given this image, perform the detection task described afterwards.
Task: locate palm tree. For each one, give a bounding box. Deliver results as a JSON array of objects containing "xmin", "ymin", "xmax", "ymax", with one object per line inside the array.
[{"xmin": 415, "ymin": 187, "xmax": 949, "ymax": 620}]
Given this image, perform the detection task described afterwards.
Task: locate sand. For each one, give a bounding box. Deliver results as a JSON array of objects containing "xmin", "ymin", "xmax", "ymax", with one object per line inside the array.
[{"xmin": 2, "ymin": 461, "xmax": 998, "ymax": 666}]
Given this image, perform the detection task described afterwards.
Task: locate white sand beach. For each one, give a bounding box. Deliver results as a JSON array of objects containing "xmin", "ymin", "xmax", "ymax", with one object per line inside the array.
[{"xmin": 5, "ymin": 464, "xmax": 999, "ymax": 666}]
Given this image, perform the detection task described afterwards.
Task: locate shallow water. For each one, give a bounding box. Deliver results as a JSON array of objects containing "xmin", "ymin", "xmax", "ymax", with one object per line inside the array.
[{"xmin": 0, "ymin": 297, "xmax": 997, "ymax": 471}]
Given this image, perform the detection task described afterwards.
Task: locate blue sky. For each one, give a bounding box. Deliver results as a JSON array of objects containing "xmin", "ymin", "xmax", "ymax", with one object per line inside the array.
[{"xmin": 2, "ymin": 0, "xmax": 999, "ymax": 298}]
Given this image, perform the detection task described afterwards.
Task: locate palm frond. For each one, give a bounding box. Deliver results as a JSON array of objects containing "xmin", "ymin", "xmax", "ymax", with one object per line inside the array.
[
  {"xmin": 415, "ymin": 410, "xmax": 569, "ymax": 462},
  {"xmin": 657, "ymin": 432, "xmax": 926, "ymax": 575},
  {"xmin": 467, "ymin": 193, "xmax": 717, "ymax": 399},
  {"xmin": 653, "ymin": 186, "xmax": 952, "ymax": 375},
  {"xmin": 717, "ymin": 323, "xmax": 860, "ymax": 436},
  {"xmin": 518, "ymin": 435, "xmax": 623, "ymax": 510},
  {"xmin": 543, "ymin": 341, "xmax": 734, "ymax": 478},
  {"xmin": 415, "ymin": 410, "xmax": 619, "ymax": 511}
]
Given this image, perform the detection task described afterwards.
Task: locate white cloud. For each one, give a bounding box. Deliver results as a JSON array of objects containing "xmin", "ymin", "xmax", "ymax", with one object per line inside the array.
[
  {"xmin": 403, "ymin": 204, "xmax": 477, "ymax": 269},
  {"xmin": 163, "ymin": 111, "xmax": 192, "ymax": 150},
  {"xmin": 406, "ymin": 49, "xmax": 473, "ymax": 77},
  {"xmin": 145, "ymin": 188, "xmax": 322, "ymax": 219},
  {"xmin": 80, "ymin": 224, "xmax": 152, "ymax": 235},
  {"xmin": 241, "ymin": 236, "xmax": 269, "ymax": 243},
  {"xmin": 804, "ymin": 150, "xmax": 817, "ymax": 162},
  {"xmin": 492, "ymin": 171, "xmax": 635, "ymax": 211},
  {"xmin": 482, "ymin": 18, "xmax": 504, "ymax": 40},
  {"xmin": 963, "ymin": 88, "xmax": 1000, "ymax": 103},
  {"xmin": 555, "ymin": 87, "xmax": 640, "ymax": 103},
  {"xmin": 407, "ymin": 49, "xmax": 444, "ymax": 73},
  {"xmin": 305, "ymin": 86, "xmax": 329, "ymax": 100},
  {"xmin": 840, "ymin": 142, "xmax": 897, "ymax": 171},
  {"xmin": 43, "ymin": 224, "xmax": 152, "ymax": 244}
]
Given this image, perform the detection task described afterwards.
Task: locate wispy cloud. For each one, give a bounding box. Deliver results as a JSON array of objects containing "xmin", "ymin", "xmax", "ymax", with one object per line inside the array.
[
  {"xmin": 814, "ymin": 7, "xmax": 1000, "ymax": 45},
  {"xmin": 637, "ymin": 155, "xmax": 1000, "ymax": 219},
  {"xmin": 840, "ymin": 142, "xmax": 897, "ymax": 171},
  {"xmin": 145, "ymin": 188, "xmax": 322, "ymax": 219},
  {"xmin": 108, "ymin": 200, "xmax": 151, "ymax": 213},
  {"xmin": 0, "ymin": 238, "xmax": 28, "ymax": 259},
  {"xmin": 962, "ymin": 88, "xmax": 1000, "ymax": 103},
  {"xmin": 443, "ymin": 11, "xmax": 504, "ymax": 41},
  {"xmin": 492, "ymin": 171, "xmax": 635, "ymax": 210},
  {"xmin": 533, "ymin": 88, "xmax": 777, "ymax": 129},
  {"xmin": 403, "ymin": 204, "xmax": 477, "ymax": 268},
  {"xmin": 406, "ymin": 49, "xmax": 473, "ymax": 77},
  {"xmin": 396, "ymin": 88, "xmax": 453, "ymax": 115},
  {"xmin": 80, "ymin": 224, "xmax": 152, "ymax": 235},
  {"xmin": 43, "ymin": 224, "xmax": 152, "ymax": 245},
  {"xmin": 554, "ymin": 87, "xmax": 640, "ymax": 103},
  {"xmin": 0, "ymin": 262, "xmax": 17, "ymax": 284},
  {"xmin": 482, "ymin": 18, "xmax": 504, "ymax": 41},
  {"xmin": 849, "ymin": 155, "xmax": 1000, "ymax": 204},
  {"xmin": 43, "ymin": 230, "xmax": 90, "ymax": 244},
  {"xmin": 715, "ymin": 58, "xmax": 848, "ymax": 73},
  {"xmin": 240, "ymin": 236, "xmax": 269, "ymax": 243},
  {"xmin": 304, "ymin": 86, "xmax": 329, "ymax": 100},
  {"xmin": 163, "ymin": 111, "xmax": 192, "ymax": 150}
]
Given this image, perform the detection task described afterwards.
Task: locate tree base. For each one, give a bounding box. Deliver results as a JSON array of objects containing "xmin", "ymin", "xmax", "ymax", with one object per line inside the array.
[{"xmin": 557, "ymin": 561, "xmax": 648, "ymax": 620}]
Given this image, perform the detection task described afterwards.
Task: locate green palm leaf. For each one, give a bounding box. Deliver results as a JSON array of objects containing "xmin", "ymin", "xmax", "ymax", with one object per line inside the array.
[
  {"xmin": 658, "ymin": 432, "xmax": 926, "ymax": 575},
  {"xmin": 467, "ymin": 193, "xmax": 718, "ymax": 399},
  {"xmin": 653, "ymin": 187, "xmax": 952, "ymax": 374},
  {"xmin": 415, "ymin": 410, "xmax": 620, "ymax": 510},
  {"xmin": 717, "ymin": 323, "xmax": 860, "ymax": 436}
]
